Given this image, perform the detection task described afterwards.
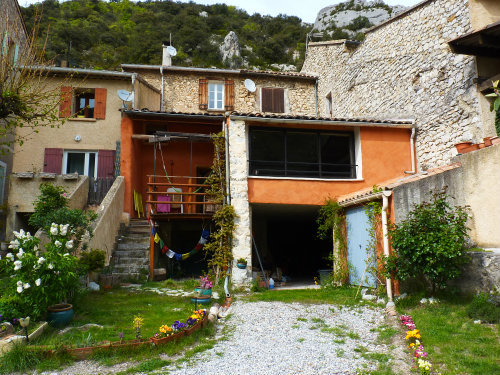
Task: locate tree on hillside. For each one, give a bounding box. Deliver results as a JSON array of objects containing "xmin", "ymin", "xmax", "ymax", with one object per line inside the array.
[{"xmin": 1, "ymin": 9, "xmax": 65, "ymax": 150}]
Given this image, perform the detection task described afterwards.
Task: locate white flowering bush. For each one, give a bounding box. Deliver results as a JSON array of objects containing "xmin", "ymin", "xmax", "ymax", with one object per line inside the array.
[{"xmin": 0, "ymin": 224, "xmax": 82, "ymax": 319}]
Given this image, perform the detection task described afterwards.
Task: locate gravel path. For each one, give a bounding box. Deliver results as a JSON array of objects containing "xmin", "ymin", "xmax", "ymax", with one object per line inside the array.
[
  {"xmin": 156, "ymin": 301, "xmax": 390, "ymax": 375},
  {"xmin": 19, "ymin": 301, "xmax": 394, "ymax": 375}
]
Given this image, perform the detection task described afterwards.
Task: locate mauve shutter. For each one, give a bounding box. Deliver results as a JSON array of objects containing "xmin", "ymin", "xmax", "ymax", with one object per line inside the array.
[
  {"xmin": 59, "ymin": 86, "xmax": 72, "ymax": 118},
  {"xmin": 97, "ymin": 150, "xmax": 115, "ymax": 178},
  {"xmin": 224, "ymin": 79, "xmax": 234, "ymax": 111},
  {"xmin": 43, "ymin": 148, "xmax": 63, "ymax": 173},
  {"xmin": 274, "ymin": 88, "xmax": 285, "ymax": 113},
  {"xmin": 199, "ymin": 79, "xmax": 208, "ymax": 110},
  {"xmin": 261, "ymin": 88, "xmax": 273, "ymax": 112},
  {"xmin": 94, "ymin": 88, "xmax": 107, "ymax": 119}
]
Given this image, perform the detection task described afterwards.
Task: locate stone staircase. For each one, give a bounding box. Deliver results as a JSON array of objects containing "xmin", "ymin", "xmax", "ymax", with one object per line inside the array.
[{"xmin": 111, "ymin": 219, "xmax": 150, "ymax": 282}]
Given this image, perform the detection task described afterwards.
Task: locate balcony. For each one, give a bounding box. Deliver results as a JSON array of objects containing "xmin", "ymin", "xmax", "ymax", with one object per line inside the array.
[{"xmin": 146, "ymin": 175, "xmax": 220, "ymax": 219}]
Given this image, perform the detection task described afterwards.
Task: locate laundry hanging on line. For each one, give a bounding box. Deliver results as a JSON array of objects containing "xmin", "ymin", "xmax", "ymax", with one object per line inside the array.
[{"xmin": 152, "ymin": 226, "xmax": 210, "ymax": 261}]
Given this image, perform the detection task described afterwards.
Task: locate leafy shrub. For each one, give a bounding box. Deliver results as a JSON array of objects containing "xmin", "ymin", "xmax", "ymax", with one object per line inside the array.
[
  {"xmin": 0, "ymin": 225, "xmax": 83, "ymax": 319},
  {"xmin": 79, "ymin": 249, "xmax": 106, "ymax": 272},
  {"xmin": 383, "ymin": 190, "xmax": 469, "ymax": 291},
  {"xmin": 466, "ymin": 293, "xmax": 500, "ymax": 323},
  {"xmin": 0, "ymin": 295, "xmax": 24, "ymax": 324},
  {"xmin": 28, "ymin": 183, "xmax": 97, "ymax": 249}
]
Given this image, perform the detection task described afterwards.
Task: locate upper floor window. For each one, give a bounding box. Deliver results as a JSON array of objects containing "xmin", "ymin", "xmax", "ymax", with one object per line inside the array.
[
  {"xmin": 199, "ymin": 79, "xmax": 234, "ymax": 111},
  {"xmin": 74, "ymin": 89, "xmax": 95, "ymax": 118},
  {"xmin": 59, "ymin": 87, "xmax": 107, "ymax": 119},
  {"xmin": 208, "ymin": 82, "xmax": 224, "ymax": 110},
  {"xmin": 249, "ymin": 128, "xmax": 356, "ymax": 179},
  {"xmin": 261, "ymin": 88, "xmax": 285, "ymax": 113}
]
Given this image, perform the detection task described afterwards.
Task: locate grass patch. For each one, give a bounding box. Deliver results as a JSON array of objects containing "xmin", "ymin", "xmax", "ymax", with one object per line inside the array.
[
  {"xmin": 0, "ymin": 288, "xmax": 216, "ymax": 374},
  {"xmin": 244, "ymin": 287, "xmax": 361, "ymax": 305},
  {"xmin": 297, "ymin": 317, "xmax": 307, "ymax": 322},
  {"xmin": 347, "ymin": 331, "xmax": 360, "ymax": 339},
  {"xmin": 374, "ymin": 325, "xmax": 399, "ymax": 345},
  {"xmin": 398, "ymin": 294, "xmax": 500, "ymax": 375},
  {"xmin": 297, "ymin": 337, "xmax": 305, "ymax": 343}
]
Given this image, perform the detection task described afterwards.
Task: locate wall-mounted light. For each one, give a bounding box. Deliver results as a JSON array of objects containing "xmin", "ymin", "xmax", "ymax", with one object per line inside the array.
[{"xmin": 74, "ymin": 135, "xmax": 82, "ymax": 142}]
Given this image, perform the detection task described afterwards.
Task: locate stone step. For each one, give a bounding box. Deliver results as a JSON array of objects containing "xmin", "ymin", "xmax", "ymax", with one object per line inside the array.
[
  {"xmin": 114, "ymin": 249, "xmax": 149, "ymax": 258},
  {"xmin": 117, "ymin": 242, "xmax": 150, "ymax": 251},
  {"xmin": 111, "ymin": 272, "xmax": 144, "ymax": 282},
  {"xmin": 117, "ymin": 236, "xmax": 150, "ymax": 244},
  {"xmin": 127, "ymin": 227, "xmax": 151, "ymax": 234},
  {"xmin": 113, "ymin": 265, "xmax": 149, "ymax": 274},
  {"xmin": 115, "ymin": 257, "xmax": 149, "ymax": 265}
]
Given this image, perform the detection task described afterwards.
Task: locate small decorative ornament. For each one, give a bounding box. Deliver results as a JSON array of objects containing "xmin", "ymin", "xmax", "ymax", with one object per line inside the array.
[{"xmin": 19, "ymin": 316, "xmax": 30, "ymax": 343}]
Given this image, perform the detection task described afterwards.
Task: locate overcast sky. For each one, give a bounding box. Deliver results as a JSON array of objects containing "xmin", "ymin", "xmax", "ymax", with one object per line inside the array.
[{"xmin": 18, "ymin": 0, "xmax": 422, "ymax": 23}]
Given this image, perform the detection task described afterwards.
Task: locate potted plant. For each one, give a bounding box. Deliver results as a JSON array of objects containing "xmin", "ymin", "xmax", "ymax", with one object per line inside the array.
[
  {"xmin": 236, "ymin": 258, "xmax": 247, "ymax": 269},
  {"xmin": 485, "ymin": 80, "xmax": 500, "ymax": 137},
  {"xmin": 191, "ymin": 275, "xmax": 213, "ymax": 305},
  {"xmin": 79, "ymin": 249, "xmax": 105, "ymax": 283}
]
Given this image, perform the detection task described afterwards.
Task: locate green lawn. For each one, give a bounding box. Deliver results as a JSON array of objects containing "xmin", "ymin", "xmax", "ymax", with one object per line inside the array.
[
  {"xmin": 244, "ymin": 286, "xmax": 363, "ymax": 305},
  {"xmin": 397, "ymin": 296, "xmax": 500, "ymax": 375},
  {"xmin": 0, "ymin": 282, "xmax": 217, "ymax": 374}
]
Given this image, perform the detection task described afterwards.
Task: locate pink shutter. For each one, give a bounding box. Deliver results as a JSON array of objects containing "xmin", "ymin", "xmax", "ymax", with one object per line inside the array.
[
  {"xmin": 97, "ymin": 150, "xmax": 115, "ymax": 178},
  {"xmin": 43, "ymin": 148, "xmax": 63, "ymax": 173}
]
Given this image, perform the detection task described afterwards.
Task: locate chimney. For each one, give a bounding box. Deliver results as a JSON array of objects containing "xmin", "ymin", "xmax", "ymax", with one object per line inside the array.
[{"xmin": 162, "ymin": 42, "xmax": 172, "ymax": 67}]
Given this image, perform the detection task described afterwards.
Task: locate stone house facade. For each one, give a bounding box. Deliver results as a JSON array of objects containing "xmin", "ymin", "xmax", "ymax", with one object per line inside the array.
[
  {"xmin": 121, "ymin": 64, "xmax": 318, "ymax": 116},
  {"xmin": 301, "ymin": 0, "xmax": 499, "ymax": 171}
]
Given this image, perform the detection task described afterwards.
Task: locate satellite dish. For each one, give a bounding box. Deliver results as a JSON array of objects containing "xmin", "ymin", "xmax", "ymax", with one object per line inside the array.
[
  {"xmin": 166, "ymin": 46, "xmax": 177, "ymax": 56},
  {"xmin": 244, "ymin": 79, "xmax": 256, "ymax": 93},
  {"xmin": 118, "ymin": 90, "xmax": 134, "ymax": 102}
]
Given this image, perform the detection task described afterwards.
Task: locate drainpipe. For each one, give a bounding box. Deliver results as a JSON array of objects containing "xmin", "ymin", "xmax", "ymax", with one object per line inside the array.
[
  {"xmin": 160, "ymin": 66, "xmax": 164, "ymax": 112},
  {"xmin": 405, "ymin": 126, "xmax": 416, "ymax": 174},
  {"xmin": 131, "ymin": 73, "xmax": 137, "ymax": 110},
  {"xmin": 381, "ymin": 190, "xmax": 393, "ymax": 303}
]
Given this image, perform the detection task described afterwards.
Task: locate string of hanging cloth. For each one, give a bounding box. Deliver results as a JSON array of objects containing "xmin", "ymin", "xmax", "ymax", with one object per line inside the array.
[{"xmin": 151, "ymin": 224, "xmax": 210, "ymax": 261}]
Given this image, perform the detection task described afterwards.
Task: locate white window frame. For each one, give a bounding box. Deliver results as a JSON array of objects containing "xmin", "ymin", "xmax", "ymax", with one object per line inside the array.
[
  {"xmin": 62, "ymin": 151, "xmax": 98, "ymax": 179},
  {"xmin": 208, "ymin": 82, "xmax": 224, "ymax": 110}
]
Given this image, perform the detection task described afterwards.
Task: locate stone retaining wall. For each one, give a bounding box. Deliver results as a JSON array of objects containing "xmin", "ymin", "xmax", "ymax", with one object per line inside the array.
[
  {"xmin": 450, "ymin": 250, "xmax": 500, "ymax": 295},
  {"xmin": 301, "ymin": 0, "xmax": 486, "ymax": 170}
]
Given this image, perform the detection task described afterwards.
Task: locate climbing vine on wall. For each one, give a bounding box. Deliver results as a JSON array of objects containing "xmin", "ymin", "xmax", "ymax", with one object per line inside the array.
[
  {"xmin": 317, "ymin": 199, "xmax": 349, "ymax": 285},
  {"xmin": 364, "ymin": 186, "xmax": 383, "ymax": 287},
  {"xmin": 203, "ymin": 132, "xmax": 236, "ymax": 282}
]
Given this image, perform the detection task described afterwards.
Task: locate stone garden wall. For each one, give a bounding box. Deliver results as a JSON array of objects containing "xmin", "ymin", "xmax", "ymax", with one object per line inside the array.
[{"xmin": 301, "ymin": 0, "xmax": 485, "ymax": 170}]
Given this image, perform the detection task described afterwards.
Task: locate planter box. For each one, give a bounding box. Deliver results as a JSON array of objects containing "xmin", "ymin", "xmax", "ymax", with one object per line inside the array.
[{"xmin": 150, "ymin": 331, "xmax": 184, "ymax": 346}]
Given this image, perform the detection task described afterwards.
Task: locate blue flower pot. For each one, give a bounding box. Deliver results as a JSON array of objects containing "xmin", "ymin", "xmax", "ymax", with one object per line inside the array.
[
  {"xmin": 236, "ymin": 263, "xmax": 247, "ymax": 269},
  {"xmin": 194, "ymin": 287, "xmax": 212, "ymax": 296},
  {"xmin": 47, "ymin": 303, "xmax": 74, "ymax": 327}
]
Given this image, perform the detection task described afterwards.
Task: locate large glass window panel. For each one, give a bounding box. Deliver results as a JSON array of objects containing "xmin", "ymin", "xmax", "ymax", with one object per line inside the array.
[
  {"xmin": 249, "ymin": 130, "xmax": 285, "ymax": 176},
  {"xmin": 320, "ymin": 134, "xmax": 354, "ymax": 178},
  {"xmin": 208, "ymin": 83, "xmax": 224, "ymax": 110},
  {"xmin": 286, "ymin": 132, "xmax": 318, "ymax": 177},
  {"xmin": 66, "ymin": 153, "xmax": 85, "ymax": 175}
]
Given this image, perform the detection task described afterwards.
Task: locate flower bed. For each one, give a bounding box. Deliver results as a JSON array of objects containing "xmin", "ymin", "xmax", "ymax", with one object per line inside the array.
[
  {"xmin": 400, "ymin": 315, "xmax": 432, "ymax": 374},
  {"xmin": 150, "ymin": 309, "xmax": 207, "ymax": 346}
]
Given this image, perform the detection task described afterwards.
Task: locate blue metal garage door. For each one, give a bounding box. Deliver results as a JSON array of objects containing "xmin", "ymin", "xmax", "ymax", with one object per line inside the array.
[{"xmin": 346, "ymin": 206, "xmax": 377, "ymax": 288}]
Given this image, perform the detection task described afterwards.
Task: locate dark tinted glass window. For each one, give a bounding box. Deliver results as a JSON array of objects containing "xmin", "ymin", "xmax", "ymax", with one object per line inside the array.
[{"xmin": 249, "ymin": 128, "xmax": 355, "ymax": 179}]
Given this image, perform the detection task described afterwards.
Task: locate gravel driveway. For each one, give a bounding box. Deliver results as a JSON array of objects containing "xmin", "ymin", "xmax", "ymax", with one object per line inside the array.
[
  {"xmin": 23, "ymin": 300, "xmax": 396, "ymax": 375},
  {"xmin": 157, "ymin": 301, "xmax": 391, "ymax": 375}
]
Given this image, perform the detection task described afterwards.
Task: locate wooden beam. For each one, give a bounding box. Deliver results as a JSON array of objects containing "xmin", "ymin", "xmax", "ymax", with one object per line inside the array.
[{"xmin": 479, "ymin": 73, "xmax": 500, "ymax": 92}]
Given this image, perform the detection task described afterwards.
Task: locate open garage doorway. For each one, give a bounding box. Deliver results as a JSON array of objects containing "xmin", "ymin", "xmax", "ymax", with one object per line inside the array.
[{"xmin": 251, "ymin": 203, "xmax": 332, "ymax": 287}]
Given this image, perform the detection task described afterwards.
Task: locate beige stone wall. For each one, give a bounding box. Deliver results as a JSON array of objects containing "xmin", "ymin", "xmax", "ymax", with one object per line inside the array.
[
  {"xmin": 468, "ymin": 0, "xmax": 500, "ymax": 29},
  {"xmin": 131, "ymin": 70, "xmax": 317, "ymax": 116},
  {"xmin": 89, "ymin": 176, "xmax": 125, "ymax": 263},
  {"xmin": 12, "ymin": 77, "xmax": 131, "ymax": 173},
  {"xmin": 134, "ymin": 79, "xmax": 161, "ymax": 111},
  {"xmin": 301, "ymin": 0, "xmax": 487, "ymax": 170}
]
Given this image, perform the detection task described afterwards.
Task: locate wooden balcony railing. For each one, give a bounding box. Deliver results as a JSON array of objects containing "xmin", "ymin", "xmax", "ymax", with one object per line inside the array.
[{"xmin": 146, "ymin": 175, "xmax": 221, "ymax": 217}]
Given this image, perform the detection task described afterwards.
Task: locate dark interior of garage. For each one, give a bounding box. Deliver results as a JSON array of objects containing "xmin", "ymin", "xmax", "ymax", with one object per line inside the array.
[{"xmin": 251, "ymin": 204, "xmax": 332, "ymax": 283}]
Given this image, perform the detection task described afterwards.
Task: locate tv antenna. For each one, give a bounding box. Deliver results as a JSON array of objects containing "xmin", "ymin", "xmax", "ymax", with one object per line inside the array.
[{"xmin": 244, "ymin": 79, "xmax": 256, "ymax": 93}]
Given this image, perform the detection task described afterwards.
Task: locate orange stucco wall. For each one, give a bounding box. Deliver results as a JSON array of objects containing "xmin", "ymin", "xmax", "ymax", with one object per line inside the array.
[
  {"xmin": 248, "ymin": 126, "xmax": 412, "ymax": 205},
  {"xmin": 121, "ymin": 116, "xmax": 220, "ymax": 217}
]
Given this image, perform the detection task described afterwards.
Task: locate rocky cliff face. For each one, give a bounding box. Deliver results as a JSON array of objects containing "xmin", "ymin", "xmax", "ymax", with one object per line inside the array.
[
  {"xmin": 313, "ymin": 0, "xmax": 407, "ymax": 36},
  {"xmin": 219, "ymin": 31, "xmax": 242, "ymax": 68}
]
